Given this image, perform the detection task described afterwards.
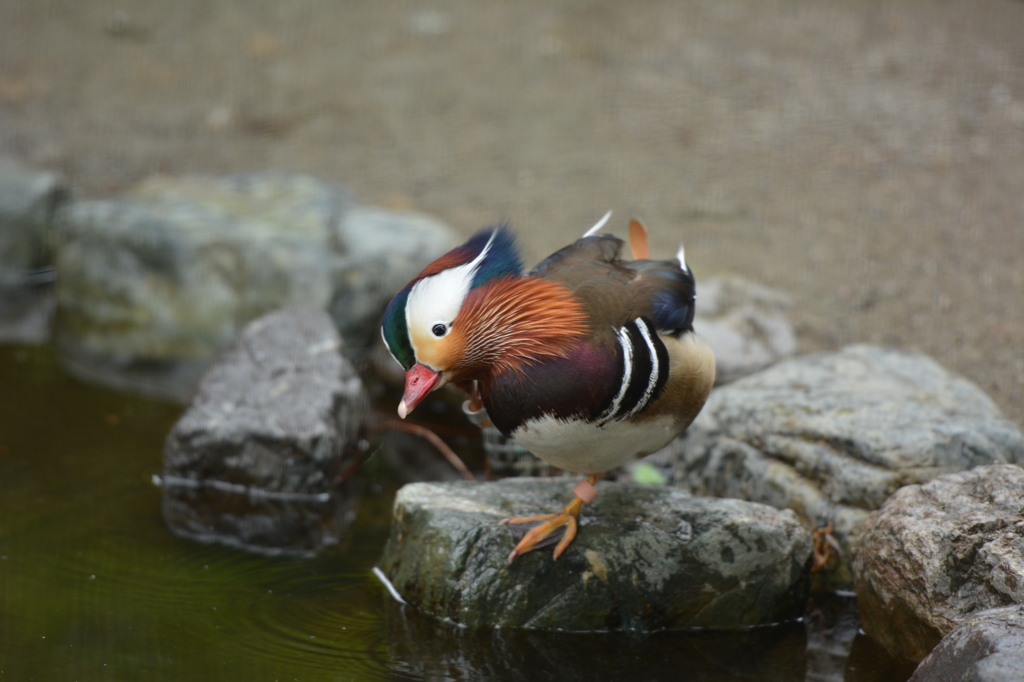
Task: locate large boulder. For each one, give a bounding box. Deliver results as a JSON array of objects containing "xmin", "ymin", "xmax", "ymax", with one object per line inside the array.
[
  {"xmin": 909, "ymin": 605, "xmax": 1024, "ymax": 682},
  {"xmin": 161, "ymin": 307, "xmax": 367, "ymax": 555},
  {"xmin": 693, "ymin": 275, "xmax": 798, "ymax": 385},
  {"xmin": 54, "ymin": 172, "xmax": 456, "ymax": 400},
  {"xmin": 853, "ymin": 464, "xmax": 1024, "ymax": 663},
  {"xmin": 379, "ymin": 478, "xmax": 813, "ymax": 632},
  {"xmin": 661, "ymin": 344, "xmax": 1024, "ymax": 587}
]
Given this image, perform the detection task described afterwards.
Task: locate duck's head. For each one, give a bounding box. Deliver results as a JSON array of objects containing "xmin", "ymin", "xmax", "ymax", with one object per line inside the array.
[{"xmin": 381, "ymin": 225, "xmax": 523, "ymax": 418}]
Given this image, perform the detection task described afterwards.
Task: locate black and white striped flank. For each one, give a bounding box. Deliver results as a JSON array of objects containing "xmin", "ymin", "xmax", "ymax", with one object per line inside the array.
[{"xmin": 598, "ymin": 317, "xmax": 670, "ymax": 424}]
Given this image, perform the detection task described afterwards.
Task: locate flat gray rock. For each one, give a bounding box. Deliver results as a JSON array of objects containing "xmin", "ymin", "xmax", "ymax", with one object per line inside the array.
[
  {"xmin": 162, "ymin": 307, "xmax": 367, "ymax": 555},
  {"xmin": 854, "ymin": 464, "xmax": 1024, "ymax": 663},
  {"xmin": 54, "ymin": 172, "xmax": 456, "ymax": 400},
  {"xmin": 660, "ymin": 344, "xmax": 1024, "ymax": 587},
  {"xmin": 693, "ymin": 276, "xmax": 798, "ymax": 385},
  {"xmin": 910, "ymin": 605, "xmax": 1024, "ymax": 682},
  {"xmin": 379, "ymin": 478, "xmax": 812, "ymax": 632}
]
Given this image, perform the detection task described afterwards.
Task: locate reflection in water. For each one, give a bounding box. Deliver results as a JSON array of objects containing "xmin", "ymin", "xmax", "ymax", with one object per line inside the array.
[
  {"xmin": 845, "ymin": 631, "xmax": 918, "ymax": 682},
  {"xmin": 160, "ymin": 475, "xmax": 360, "ymax": 557},
  {"xmin": 385, "ymin": 600, "xmax": 808, "ymax": 682}
]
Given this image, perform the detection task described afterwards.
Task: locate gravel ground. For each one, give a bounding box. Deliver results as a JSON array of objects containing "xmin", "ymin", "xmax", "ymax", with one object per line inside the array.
[{"xmin": 2, "ymin": 0, "xmax": 1022, "ymax": 425}]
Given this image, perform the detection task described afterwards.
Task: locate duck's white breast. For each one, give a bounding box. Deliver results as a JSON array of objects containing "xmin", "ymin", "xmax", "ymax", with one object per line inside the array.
[{"xmin": 509, "ymin": 414, "xmax": 679, "ymax": 474}]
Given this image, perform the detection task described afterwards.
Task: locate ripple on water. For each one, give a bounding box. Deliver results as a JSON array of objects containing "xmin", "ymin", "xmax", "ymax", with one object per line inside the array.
[
  {"xmin": 233, "ymin": 566, "xmax": 390, "ymax": 676},
  {"xmin": 5, "ymin": 486, "xmax": 393, "ymax": 678}
]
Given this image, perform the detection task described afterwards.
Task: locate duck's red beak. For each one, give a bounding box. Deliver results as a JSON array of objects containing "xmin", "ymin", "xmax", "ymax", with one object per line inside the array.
[{"xmin": 398, "ymin": 363, "xmax": 442, "ymax": 419}]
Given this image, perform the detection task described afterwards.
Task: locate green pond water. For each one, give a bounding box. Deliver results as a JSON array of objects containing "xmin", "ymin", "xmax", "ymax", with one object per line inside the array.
[{"xmin": 0, "ymin": 344, "xmax": 915, "ymax": 681}]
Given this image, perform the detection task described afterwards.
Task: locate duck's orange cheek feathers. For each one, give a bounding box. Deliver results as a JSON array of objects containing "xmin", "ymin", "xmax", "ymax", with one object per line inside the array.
[{"xmin": 409, "ymin": 327, "xmax": 466, "ymax": 373}]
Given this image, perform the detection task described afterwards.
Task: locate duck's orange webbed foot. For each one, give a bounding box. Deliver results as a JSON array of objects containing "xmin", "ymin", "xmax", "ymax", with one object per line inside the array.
[
  {"xmin": 810, "ymin": 521, "xmax": 841, "ymax": 573},
  {"xmin": 500, "ymin": 474, "xmax": 603, "ymax": 563}
]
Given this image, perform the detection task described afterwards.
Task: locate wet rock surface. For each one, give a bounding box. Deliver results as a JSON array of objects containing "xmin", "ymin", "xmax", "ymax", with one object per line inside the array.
[
  {"xmin": 162, "ymin": 307, "xmax": 367, "ymax": 554},
  {"xmin": 693, "ymin": 276, "xmax": 798, "ymax": 385},
  {"xmin": 660, "ymin": 344, "xmax": 1024, "ymax": 587},
  {"xmin": 379, "ymin": 478, "xmax": 813, "ymax": 632},
  {"xmin": 54, "ymin": 172, "xmax": 455, "ymax": 400},
  {"xmin": 853, "ymin": 465, "xmax": 1024, "ymax": 663},
  {"xmin": 908, "ymin": 605, "xmax": 1024, "ymax": 682}
]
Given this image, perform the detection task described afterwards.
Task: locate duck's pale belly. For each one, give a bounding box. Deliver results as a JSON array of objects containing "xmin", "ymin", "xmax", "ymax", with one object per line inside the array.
[{"xmin": 509, "ymin": 414, "xmax": 679, "ymax": 474}]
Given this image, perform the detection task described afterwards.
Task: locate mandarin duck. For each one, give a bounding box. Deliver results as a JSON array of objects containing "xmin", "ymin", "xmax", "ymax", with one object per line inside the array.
[{"xmin": 381, "ymin": 213, "xmax": 715, "ymax": 562}]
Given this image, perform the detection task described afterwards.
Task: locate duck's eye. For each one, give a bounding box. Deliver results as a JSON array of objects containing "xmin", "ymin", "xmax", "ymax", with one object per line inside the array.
[{"xmin": 431, "ymin": 323, "xmax": 448, "ymax": 338}]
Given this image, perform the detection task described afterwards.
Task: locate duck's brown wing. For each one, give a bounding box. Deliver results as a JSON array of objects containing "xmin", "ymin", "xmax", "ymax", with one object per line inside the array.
[{"xmin": 529, "ymin": 234, "xmax": 696, "ymax": 335}]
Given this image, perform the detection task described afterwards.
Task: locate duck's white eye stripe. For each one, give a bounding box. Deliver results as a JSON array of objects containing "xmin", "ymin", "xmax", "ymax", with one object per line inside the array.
[{"xmin": 405, "ymin": 230, "xmax": 498, "ymax": 345}]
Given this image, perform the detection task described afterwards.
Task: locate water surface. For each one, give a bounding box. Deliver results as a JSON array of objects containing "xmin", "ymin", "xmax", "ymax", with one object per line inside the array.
[{"xmin": 0, "ymin": 344, "xmax": 913, "ymax": 681}]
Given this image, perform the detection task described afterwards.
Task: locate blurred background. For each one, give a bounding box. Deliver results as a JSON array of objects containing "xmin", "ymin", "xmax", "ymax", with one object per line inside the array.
[
  {"xmin": 2, "ymin": 0, "xmax": 1022, "ymax": 422},
  {"xmin": 1, "ymin": 2, "xmax": 1022, "ymax": 680}
]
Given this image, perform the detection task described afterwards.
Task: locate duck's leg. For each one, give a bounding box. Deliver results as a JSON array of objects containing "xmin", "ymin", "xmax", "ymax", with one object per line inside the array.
[{"xmin": 500, "ymin": 473, "xmax": 603, "ymax": 562}]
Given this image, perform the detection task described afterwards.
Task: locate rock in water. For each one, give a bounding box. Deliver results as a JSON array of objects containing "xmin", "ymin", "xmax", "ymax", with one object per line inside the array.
[
  {"xmin": 661, "ymin": 344, "xmax": 1024, "ymax": 587},
  {"xmin": 54, "ymin": 172, "xmax": 456, "ymax": 400},
  {"xmin": 379, "ymin": 479, "xmax": 813, "ymax": 631},
  {"xmin": 853, "ymin": 464, "xmax": 1024, "ymax": 663},
  {"xmin": 162, "ymin": 307, "xmax": 367, "ymax": 555},
  {"xmin": 909, "ymin": 605, "xmax": 1024, "ymax": 682},
  {"xmin": 0, "ymin": 158, "xmax": 68, "ymax": 342},
  {"xmin": 0, "ymin": 158, "xmax": 67, "ymax": 284}
]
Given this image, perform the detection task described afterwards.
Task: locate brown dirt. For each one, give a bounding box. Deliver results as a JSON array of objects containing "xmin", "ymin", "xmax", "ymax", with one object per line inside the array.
[{"xmin": 2, "ymin": 0, "xmax": 1022, "ymax": 425}]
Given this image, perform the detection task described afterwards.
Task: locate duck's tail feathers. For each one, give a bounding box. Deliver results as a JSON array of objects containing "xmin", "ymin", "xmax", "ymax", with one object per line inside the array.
[
  {"xmin": 676, "ymin": 243, "xmax": 689, "ymax": 273},
  {"xmin": 582, "ymin": 210, "xmax": 613, "ymax": 238},
  {"xmin": 628, "ymin": 219, "xmax": 651, "ymax": 260}
]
